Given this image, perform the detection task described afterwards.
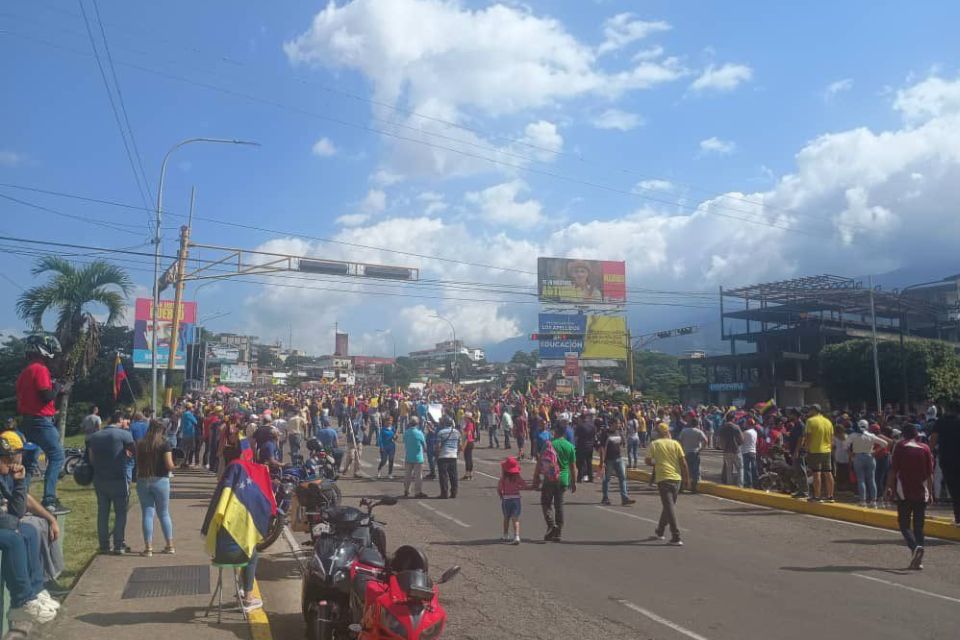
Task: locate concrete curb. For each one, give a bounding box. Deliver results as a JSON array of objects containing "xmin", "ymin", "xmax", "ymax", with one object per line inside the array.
[
  {"xmin": 247, "ymin": 579, "xmax": 272, "ymax": 640},
  {"xmin": 596, "ymin": 461, "xmax": 960, "ymax": 542}
]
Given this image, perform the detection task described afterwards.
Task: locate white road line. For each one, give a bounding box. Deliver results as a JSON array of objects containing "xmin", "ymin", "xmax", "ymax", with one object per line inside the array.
[
  {"xmin": 417, "ymin": 501, "xmax": 471, "ymax": 528},
  {"xmin": 596, "ymin": 505, "xmax": 660, "ymax": 526},
  {"xmin": 475, "ymin": 470, "xmax": 500, "ymax": 480},
  {"xmin": 615, "ymin": 599, "xmax": 710, "ymax": 640},
  {"xmin": 852, "ymin": 573, "xmax": 960, "ymax": 604}
]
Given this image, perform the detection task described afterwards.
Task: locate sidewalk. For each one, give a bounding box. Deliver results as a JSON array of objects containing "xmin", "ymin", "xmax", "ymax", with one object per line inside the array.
[{"xmin": 38, "ymin": 469, "xmax": 268, "ymax": 640}]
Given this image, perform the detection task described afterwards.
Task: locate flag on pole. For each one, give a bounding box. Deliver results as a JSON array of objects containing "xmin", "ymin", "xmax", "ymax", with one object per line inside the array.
[{"xmin": 113, "ymin": 353, "xmax": 128, "ymax": 400}]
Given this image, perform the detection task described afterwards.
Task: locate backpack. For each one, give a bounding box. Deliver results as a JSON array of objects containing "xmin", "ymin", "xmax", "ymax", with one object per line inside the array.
[{"xmin": 539, "ymin": 439, "xmax": 561, "ymax": 483}]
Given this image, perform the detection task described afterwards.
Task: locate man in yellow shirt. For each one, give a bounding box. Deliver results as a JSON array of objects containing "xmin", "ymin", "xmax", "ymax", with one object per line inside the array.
[
  {"xmin": 645, "ymin": 424, "xmax": 689, "ymax": 545},
  {"xmin": 802, "ymin": 404, "xmax": 835, "ymax": 503}
]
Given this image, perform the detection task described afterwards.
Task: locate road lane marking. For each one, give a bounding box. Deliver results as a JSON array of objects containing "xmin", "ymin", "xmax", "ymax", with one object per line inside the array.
[
  {"xmin": 596, "ymin": 505, "xmax": 660, "ymax": 525},
  {"xmin": 475, "ymin": 470, "xmax": 499, "ymax": 480},
  {"xmin": 615, "ymin": 599, "xmax": 710, "ymax": 640},
  {"xmin": 852, "ymin": 573, "xmax": 960, "ymax": 604},
  {"xmin": 417, "ymin": 501, "xmax": 471, "ymax": 528}
]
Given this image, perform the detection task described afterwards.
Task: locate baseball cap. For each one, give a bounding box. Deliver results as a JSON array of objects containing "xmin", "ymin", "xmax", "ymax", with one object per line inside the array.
[{"xmin": 0, "ymin": 431, "xmax": 24, "ymax": 455}]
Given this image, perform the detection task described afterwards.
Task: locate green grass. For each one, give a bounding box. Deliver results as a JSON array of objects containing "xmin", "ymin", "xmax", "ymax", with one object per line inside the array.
[{"xmin": 29, "ymin": 456, "xmax": 138, "ymax": 589}]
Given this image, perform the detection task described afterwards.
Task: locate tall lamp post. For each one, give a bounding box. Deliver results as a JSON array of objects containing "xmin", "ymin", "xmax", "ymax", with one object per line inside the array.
[
  {"xmin": 151, "ymin": 137, "xmax": 259, "ymax": 413},
  {"xmin": 432, "ymin": 314, "xmax": 458, "ymax": 383}
]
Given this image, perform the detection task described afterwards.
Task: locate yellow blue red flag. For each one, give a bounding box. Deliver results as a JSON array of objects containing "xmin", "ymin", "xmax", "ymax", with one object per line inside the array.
[{"xmin": 202, "ymin": 458, "xmax": 276, "ymax": 558}]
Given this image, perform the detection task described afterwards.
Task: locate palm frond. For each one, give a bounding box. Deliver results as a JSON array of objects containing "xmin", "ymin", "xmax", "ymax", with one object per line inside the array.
[
  {"xmin": 80, "ymin": 261, "xmax": 133, "ymax": 296},
  {"xmin": 87, "ymin": 290, "xmax": 128, "ymax": 326},
  {"xmin": 31, "ymin": 256, "xmax": 76, "ymax": 278},
  {"xmin": 16, "ymin": 284, "xmax": 59, "ymax": 330}
]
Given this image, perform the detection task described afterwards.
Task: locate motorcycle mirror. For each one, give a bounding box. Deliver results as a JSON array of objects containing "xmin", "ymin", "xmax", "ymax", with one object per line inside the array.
[
  {"xmin": 379, "ymin": 496, "xmax": 399, "ymax": 506},
  {"xmin": 437, "ymin": 565, "xmax": 461, "ymax": 584}
]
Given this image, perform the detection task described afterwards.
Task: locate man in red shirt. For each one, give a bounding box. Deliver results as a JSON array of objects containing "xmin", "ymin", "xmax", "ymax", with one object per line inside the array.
[
  {"xmin": 15, "ymin": 335, "xmax": 68, "ymax": 514},
  {"xmin": 886, "ymin": 423, "xmax": 935, "ymax": 570}
]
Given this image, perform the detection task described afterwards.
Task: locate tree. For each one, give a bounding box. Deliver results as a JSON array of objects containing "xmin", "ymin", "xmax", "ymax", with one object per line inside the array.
[
  {"xmin": 510, "ymin": 350, "xmax": 538, "ymax": 367},
  {"xmin": 16, "ymin": 257, "xmax": 132, "ymax": 441},
  {"xmin": 632, "ymin": 351, "xmax": 686, "ymax": 402}
]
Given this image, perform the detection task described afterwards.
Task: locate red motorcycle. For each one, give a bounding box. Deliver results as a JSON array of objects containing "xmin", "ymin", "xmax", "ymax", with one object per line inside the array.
[{"xmin": 349, "ymin": 545, "xmax": 460, "ymax": 640}]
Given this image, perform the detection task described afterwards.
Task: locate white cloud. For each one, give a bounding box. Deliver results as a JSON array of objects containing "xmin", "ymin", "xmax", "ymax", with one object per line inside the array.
[
  {"xmin": 632, "ymin": 45, "xmax": 664, "ymax": 62},
  {"xmin": 0, "ymin": 151, "xmax": 23, "ymax": 167},
  {"xmin": 636, "ymin": 179, "xmax": 674, "ymax": 192},
  {"xmin": 519, "ymin": 120, "xmax": 563, "ymax": 160},
  {"xmin": 417, "ymin": 191, "xmax": 448, "ymax": 215},
  {"xmin": 894, "ymin": 74, "xmax": 960, "ymax": 124},
  {"xmin": 311, "ymin": 137, "xmax": 337, "ymax": 157},
  {"xmin": 591, "ymin": 108, "xmax": 644, "ymax": 131},
  {"xmin": 824, "ymin": 78, "xmax": 853, "ymax": 101},
  {"xmin": 400, "ymin": 303, "xmax": 521, "ymax": 348},
  {"xmin": 690, "ymin": 63, "xmax": 753, "ymax": 92},
  {"xmin": 371, "ymin": 169, "xmax": 403, "ymax": 187},
  {"xmin": 359, "ymin": 188, "xmax": 387, "ymax": 214},
  {"xmin": 465, "ymin": 180, "xmax": 545, "ymax": 229},
  {"xmin": 597, "ymin": 13, "xmax": 670, "ymax": 56},
  {"xmin": 285, "ymin": 0, "xmax": 687, "ymax": 178},
  {"xmin": 336, "ymin": 213, "xmax": 372, "ymax": 227},
  {"xmin": 699, "ymin": 137, "xmax": 736, "ymax": 155}
]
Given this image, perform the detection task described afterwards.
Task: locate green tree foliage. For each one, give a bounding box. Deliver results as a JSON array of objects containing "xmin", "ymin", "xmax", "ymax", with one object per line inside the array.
[
  {"xmin": 632, "ymin": 351, "xmax": 686, "ymax": 402},
  {"xmin": 16, "ymin": 258, "xmax": 132, "ymax": 440},
  {"xmin": 384, "ymin": 356, "xmax": 418, "ymax": 388},
  {"xmin": 510, "ymin": 350, "xmax": 538, "ymax": 367},
  {"xmin": 819, "ymin": 339, "xmax": 960, "ymax": 407}
]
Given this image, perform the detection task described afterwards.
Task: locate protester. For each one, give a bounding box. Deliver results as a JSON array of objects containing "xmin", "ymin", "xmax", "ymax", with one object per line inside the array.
[
  {"xmin": 135, "ymin": 419, "xmax": 176, "ymax": 556},
  {"xmin": 741, "ymin": 419, "xmax": 760, "ymax": 489},
  {"xmin": 573, "ymin": 415, "xmax": 596, "ymax": 483},
  {"xmin": 179, "ymin": 402, "xmax": 198, "ymax": 469},
  {"xmin": 462, "ymin": 412, "xmax": 477, "ymax": 480},
  {"xmin": 376, "ymin": 417, "xmax": 397, "ymax": 479},
  {"xmin": 533, "ymin": 420, "xmax": 576, "ymax": 542},
  {"xmin": 599, "ymin": 421, "xmax": 634, "ymax": 506},
  {"xmin": 87, "ymin": 409, "xmax": 135, "ymax": 554},
  {"xmin": 81, "ymin": 406, "xmax": 102, "ymax": 436},
  {"xmin": 847, "ymin": 419, "xmax": 891, "ymax": 508},
  {"xmin": 16, "ymin": 335, "xmax": 68, "ymax": 514},
  {"xmin": 287, "ymin": 408, "xmax": 307, "ymax": 460},
  {"xmin": 130, "ymin": 411, "xmax": 149, "ymax": 442},
  {"xmin": 501, "ymin": 405, "xmax": 513, "ymax": 450},
  {"xmin": 929, "ymin": 401, "xmax": 960, "ymax": 526},
  {"xmin": 626, "ymin": 412, "xmax": 641, "ymax": 468},
  {"xmin": 803, "ymin": 405, "xmax": 836, "ymax": 503},
  {"xmin": 886, "ymin": 423, "xmax": 935, "ymax": 570},
  {"xmin": 646, "ymin": 423, "xmax": 689, "ymax": 546},
  {"xmin": 435, "ymin": 417, "xmax": 461, "ymax": 499},
  {"xmin": 497, "ymin": 456, "xmax": 527, "ymax": 544},
  {"xmin": 678, "ymin": 416, "xmax": 708, "ymax": 493},
  {"xmin": 716, "ymin": 412, "xmax": 743, "ymax": 487},
  {"xmin": 402, "ymin": 417, "xmax": 428, "ymax": 498}
]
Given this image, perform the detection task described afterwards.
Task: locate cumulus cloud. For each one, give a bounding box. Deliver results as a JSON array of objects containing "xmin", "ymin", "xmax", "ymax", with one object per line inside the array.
[
  {"xmin": 311, "ymin": 137, "xmax": 337, "ymax": 156},
  {"xmin": 336, "ymin": 213, "xmax": 371, "ymax": 227},
  {"xmin": 690, "ymin": 63, "xmax": 753, "ymax": 92},
  {"xmin": 399, "ymin": 303, "xmax": 521, "ymax": 348},
  {"xmin": 597, "ymin": 13, "xmax": 670, "ymax": 56},
  {"xmin": 592, "ymin": 108, "xmax": 644, "ymax": 131},
  {"xmin": 359, "ymin": 188, "xmax": 387, "ymax": 214},
  {"xmin": 417, "ymin": 191, "xmax": 448, "ymax": 215},
  {"xmin": 284, "ymin": 0, "xmax": 687, "ymax": 178},
  {"xmin": 893, "ymin": 74, "xmax": 960, "ymax": 124},
  {"xmin": 699, "ymin": 137, "xmax": 736, "ymax": 155},
  {"xmin": 636, "ymin": 179, "xmax": 674, "ymax": 192},
  {"xmin": 823, "ymin": 78, "xmax": 853, "ymax": 101},
  {"xmin": 466, "ymin": 180, "xmax": 545, "ymax": 229},
  {"xmin": 518, "ymin": 120, "xmax": 563, "ymax": 160}
]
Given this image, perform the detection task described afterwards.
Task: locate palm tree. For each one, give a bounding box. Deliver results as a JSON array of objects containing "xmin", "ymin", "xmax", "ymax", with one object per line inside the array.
[{"xmin": 16, "ymin": 257, "xmax": 132, "ymax": 441}]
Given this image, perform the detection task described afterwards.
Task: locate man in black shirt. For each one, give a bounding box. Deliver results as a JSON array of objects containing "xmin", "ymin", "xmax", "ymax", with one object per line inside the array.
[
  {"xmin": 930, "ymin": 401, "xmax": 960, "ymax": 525},
  {"xmin": 599, "ymin": 421, "xmax": 635, "ymax": 506},
  {"xmin": 573, "ymin": 415, "xmax": 596, "ymax": 483}
]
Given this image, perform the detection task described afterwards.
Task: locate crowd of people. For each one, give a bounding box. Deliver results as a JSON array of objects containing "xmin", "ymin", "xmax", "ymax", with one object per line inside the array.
[{"xmin": 2, "ymin": 331, "xmax": 959, "ymax": 624}]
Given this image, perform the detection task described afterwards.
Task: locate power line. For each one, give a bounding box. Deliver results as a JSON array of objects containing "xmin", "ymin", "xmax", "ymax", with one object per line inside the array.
[
  {"xmin": 0, "ymin": 192, "xmax": 147, "ymax": 236},
  {"xmin": 74, "ymin": 0, "xmax": 154, "ymax": 228}
]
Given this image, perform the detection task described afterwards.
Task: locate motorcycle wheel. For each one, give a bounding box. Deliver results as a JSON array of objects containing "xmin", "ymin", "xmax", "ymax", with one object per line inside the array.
[
  {"xmin": 64, "ymin": 455, "xmax": 81, "ymax": 476},
  {"xmin": 257, "ymin": 515, "xmax": 285, "ymax": 552},
  {"xmin": 306, "ymin": 604, "xmax": 336, "ymax": 640},
  {"xmin": 757, "ymin": 473, "xmax": 780, "ymax": 493}
]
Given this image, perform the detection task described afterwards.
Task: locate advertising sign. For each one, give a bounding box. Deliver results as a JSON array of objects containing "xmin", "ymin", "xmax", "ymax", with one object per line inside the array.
[
  {"xmin": 205, "ymin": 343, "xmax": 240, "ymax": 364},
  {"xmin": 537, "ymin": 314, "xmax": 627, "ymax": 360},
  {"xmin": 563, "ymin": 353, "xmax": 580, "ymax": 378},
  {"xmin": 537, "ymin": 258, "xmax": 626, "ymax": 304},
  {"xmin": 220, "ymin": 364, "xmax": 252, "ymax": 384},
  {"xmin": 133, "ymin": 298, "xmax": 196, "ymax": 369}
]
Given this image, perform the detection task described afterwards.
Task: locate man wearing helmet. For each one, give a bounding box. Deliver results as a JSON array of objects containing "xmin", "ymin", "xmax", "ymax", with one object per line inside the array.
[{"xmin": 16, "ymin": 335, "xmax": 68, "ymax": 515}]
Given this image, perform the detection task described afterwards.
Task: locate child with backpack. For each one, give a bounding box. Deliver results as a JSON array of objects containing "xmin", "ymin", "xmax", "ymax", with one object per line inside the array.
[{"xmin": 497, "ymin": 456, "xmax": 528, "ymax": 544}]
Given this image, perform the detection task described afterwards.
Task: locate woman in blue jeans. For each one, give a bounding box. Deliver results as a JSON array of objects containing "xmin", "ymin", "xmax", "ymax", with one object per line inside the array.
[
  {"xmin": 847, "ymin": 420, "xmax": 891, "ymax": 507},
  {"xmin": 135, "ymin": 420, "xmax": 176, "ymax": 555}
]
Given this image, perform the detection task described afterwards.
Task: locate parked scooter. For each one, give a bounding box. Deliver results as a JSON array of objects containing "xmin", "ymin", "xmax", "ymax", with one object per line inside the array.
[
  {"xmin": 258, "ymin": 462, "xmax": 341, "ymax": 552},
  {"xmin": 302, "ymin": 497, "xmax": 395, "ymax": 640}
]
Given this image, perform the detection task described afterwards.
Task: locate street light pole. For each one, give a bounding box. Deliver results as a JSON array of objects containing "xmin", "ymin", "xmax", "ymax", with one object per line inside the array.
[
  {"xmin": 150, "ymin": 137, "xmax": 259, "ymax": 413},
  {"xmin": 432, "ymin": 314, "xmax": 457, "ymax": 384}
]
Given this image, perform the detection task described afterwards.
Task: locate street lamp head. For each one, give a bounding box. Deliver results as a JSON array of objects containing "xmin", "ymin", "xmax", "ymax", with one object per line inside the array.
[{"xmin": 230, "ymin": 139, "xmax": 261, "ymax": 146}]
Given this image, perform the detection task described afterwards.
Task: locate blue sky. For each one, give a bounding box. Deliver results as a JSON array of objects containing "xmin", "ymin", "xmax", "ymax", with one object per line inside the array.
[{"xmin": 2, "ymin": 0, "xmax": 960, "ymax": 358}]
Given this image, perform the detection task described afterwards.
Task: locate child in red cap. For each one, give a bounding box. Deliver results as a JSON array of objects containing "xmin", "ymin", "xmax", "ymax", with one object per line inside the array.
[{"xmin": 498, "ymin": 456, "xmax": 528, "ymax": 545}]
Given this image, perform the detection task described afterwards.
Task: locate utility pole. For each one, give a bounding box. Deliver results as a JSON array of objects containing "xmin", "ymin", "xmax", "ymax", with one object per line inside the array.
[
  {"xmin": 163, "ymin": 187, "xmax": 195, "ymax": 407},
  {"xmin": 868, "ymin": 276, "xmax": 883, "ymax": 411},
  {"xmin": 626, "ymin": 327, "xmax": 635, "ymax": 392}
]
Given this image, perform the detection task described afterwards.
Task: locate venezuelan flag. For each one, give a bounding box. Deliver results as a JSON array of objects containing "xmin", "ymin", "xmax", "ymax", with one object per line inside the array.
[
  {"xmin": 239, "ymin": 434, "xmax": 254, "ymax": 461},
  {"xmin": 113, "ymin": 354, "xmax": 127, "ymax": 400},
  {"xmin": 202, "ymin": 459, "xmax": 276, "ymax": 558}
]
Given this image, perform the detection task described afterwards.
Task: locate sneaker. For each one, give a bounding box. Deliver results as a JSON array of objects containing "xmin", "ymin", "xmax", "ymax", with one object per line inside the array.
[
  {"xmin": 807, "ymin": 496, "xmax": 822, "ymax": 503},
  {"xmin": 141, "ymin": 548, "xmax": 153, "ymax": 557},
  {"xmin": 654, "ymin": 528, "xmax": 665, "ymax": 540},
  {"xmin": 42, "ymin": 499, "xmax": 71, "ymax": 516},
  {"xmin": 512, "ymin": 535, "xmax": 521, "ymax": 545},
  {"xmin": 544, "ymin": 527, "xmax": 557, "ymax": 541},
  {"xmin": 36, "ymin": 590, "xmax": 60, "ymax": 610},
  {"xmin": 241, "ymin": 597, "xmax": 263, "ymax": 613},
  {"xmin": 909, "ymin": 546, "xmax": 925, "ymax": 570},
  {"xmin": 10, "ymin": 598, "xmax": 57, "ymax": 624},
  {"xmin": 377, "ymin": 471, "xmax": 382, "ymax": 479},
  {"xmin": 388, "ymin": 474, "xmax": 394, "ymax": 480},
  {"xmin": 403, "ymin": 490, "xmax": 410, "ymax": 498},
  {"xmin": 161, "ymin": 546, "xmax": 176, "ymax": 555},
  {"xmin": 669, "ymin": 536, "xmax": 684, "ymax": 546},
  {"xmin": 415, "ymin": 493, "xmax": 429, "ymax": 499},
  {"xmin": 112, "ymin": 547, "xmax": 128, "ymax": 556},
  {"xmin": 791, "ymin": 492, "xmax": 807, "ymax": 499},
  {"xmin": 858, "ymin": 502, "xmax": 868, "ymax": 508},
  {"xmin": 823, "ymin": 497, "xmax": 836, "ymax": 504},
  {"xmin": 551, "ymin": 528, "xmax": 562, "ymax": 542},
  {"xmin": 501, "ymin": 534, "xmax": 510, "ymax": 542},
  {"xmin": 600, "ymin": 498, "xmax": 612, "ymax": 505},
  {"xmin": 622, "ymin": 498, "xmax": 636, "ymax": 506}
]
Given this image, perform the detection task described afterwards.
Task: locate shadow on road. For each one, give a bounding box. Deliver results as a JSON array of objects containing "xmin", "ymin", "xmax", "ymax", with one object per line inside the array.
[
  {"xmin": 830, "ymin": 537, "xmax": 953, "ymax": 547},
  {"xmin": 75, "ymin": 607, "xmax": 248, "ymax": 638}
]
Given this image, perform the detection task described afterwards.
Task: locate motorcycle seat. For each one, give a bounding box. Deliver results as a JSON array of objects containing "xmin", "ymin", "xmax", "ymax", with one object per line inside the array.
[{"xmin": 359, "ymin": 547, "xmax": 386, "ymax": 569}]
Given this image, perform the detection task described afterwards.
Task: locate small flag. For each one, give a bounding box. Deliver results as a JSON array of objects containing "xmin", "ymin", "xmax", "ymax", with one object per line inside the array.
[{"xmin": 113, "ymin": 353, "xmax": 128, "ymax": 400}]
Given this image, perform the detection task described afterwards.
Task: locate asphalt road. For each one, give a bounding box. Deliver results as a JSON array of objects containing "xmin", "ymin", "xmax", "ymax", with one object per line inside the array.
[{"xmin": 259, "ymin": 444, "xmax": 960, "ymax": 640}]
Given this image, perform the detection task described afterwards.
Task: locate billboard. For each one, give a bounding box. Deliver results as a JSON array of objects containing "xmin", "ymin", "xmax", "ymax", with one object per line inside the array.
[
  {"xmin": 537, "ymin": 313, "xmax": 627, "ymax": 360},
  {"xmin": 537, "ymin": 258, "xmax": 626, "ymax": 304},
  {"xmin": 220, "ymin": 364, "xmax": 252, "ymax": 384},
  {"xmin": 133, "ymin": 298, "xmax": 196, "ymax": 369},
  {"xmin": 563, "ymin": 353, "xmax": 580, "ymax": 378},
  {"xmin": 205, "ymin": 343, "xmax": 240, "ymax": 364}
]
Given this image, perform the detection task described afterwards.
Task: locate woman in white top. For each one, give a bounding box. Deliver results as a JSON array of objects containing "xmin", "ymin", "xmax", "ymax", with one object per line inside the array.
[{"xmin": 846, "ymin": 419, "xmax": 892, "ymax": 507}]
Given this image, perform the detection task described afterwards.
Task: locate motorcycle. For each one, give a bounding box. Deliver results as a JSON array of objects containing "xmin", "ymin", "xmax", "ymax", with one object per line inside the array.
[
  {"xmin": 758, "ymin": 446, "xmax": 810, "ymax": 494},
  {"xmin": 302, "ymin": 497, "xmax": 395, "ymax": 640},
  {"xmin": 305, "ymin": 438, "xmax": 341, "ymax": 481},
  {"xmin": 258, "ymin": 463, "xmax": 342, "ymax": 552},
  {"xmin": 351, "ymin": 545, "xmax": 460, "ymax": 640}
]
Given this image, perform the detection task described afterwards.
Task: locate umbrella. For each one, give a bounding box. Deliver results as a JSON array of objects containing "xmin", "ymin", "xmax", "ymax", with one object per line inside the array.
[{"xmin": 214, "ymin": 385, "xmax": 233, "ymax": 394}]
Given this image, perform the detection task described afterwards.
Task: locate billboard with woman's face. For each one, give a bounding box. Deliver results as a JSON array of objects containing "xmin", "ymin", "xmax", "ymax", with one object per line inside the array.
[{"xmin": 537, "ymin": 258, "xmax": 626, "ymax": 303}]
